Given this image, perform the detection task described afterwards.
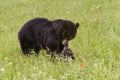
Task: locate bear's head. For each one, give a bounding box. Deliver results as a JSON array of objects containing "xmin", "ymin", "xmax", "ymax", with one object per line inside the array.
[{"xmin": 55, "ymin": 20, "xmax": 79, "ymax": 46}]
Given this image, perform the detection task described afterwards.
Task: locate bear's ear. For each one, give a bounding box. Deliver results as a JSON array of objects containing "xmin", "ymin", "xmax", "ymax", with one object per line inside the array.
[{"xmin": 76, "ymin": 23, "xmax": 79, "ymax": 28}]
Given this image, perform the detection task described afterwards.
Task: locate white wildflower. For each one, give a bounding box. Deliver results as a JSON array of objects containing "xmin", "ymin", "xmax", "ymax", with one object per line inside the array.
[
  {"xmin": 9, "ymin": 62, "xmax": 12, "ymax": 65},
  {"xmin": 33, "ymin": 66, "xmax": 36, "ymax": 70},
  {"xmin": 1, "ymin": 68, "xmax": 5, "ymax": 72},
  {"xmin": 4, "ymin": 57, "xmax": 8, "ymax": 60}
]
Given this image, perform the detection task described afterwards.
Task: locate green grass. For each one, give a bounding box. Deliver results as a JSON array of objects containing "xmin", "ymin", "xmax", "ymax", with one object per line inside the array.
[{"xmin": 0, "ymin": 0, "xmax": 120, "ymax": 80}]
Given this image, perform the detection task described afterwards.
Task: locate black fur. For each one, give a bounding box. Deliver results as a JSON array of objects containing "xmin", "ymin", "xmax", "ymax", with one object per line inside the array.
[{"xmin": 18, "ymin": 18, "xmax": 79, "ymax": 57}]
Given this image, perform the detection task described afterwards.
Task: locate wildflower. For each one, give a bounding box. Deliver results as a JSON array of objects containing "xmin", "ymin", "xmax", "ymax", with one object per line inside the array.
[
  {"xmin": 80, "ymin": 63, "xmax": 83, "ymax": 67},
  {"xmin": 1, "ymin": 68, "xmax": 5, "ymax": 72}
]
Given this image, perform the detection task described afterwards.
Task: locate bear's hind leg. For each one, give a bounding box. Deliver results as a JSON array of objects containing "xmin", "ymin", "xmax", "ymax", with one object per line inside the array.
[
  {"xmin": 20, "ymin": 43, "xmax": 30, "ymax": 55},
  {"xmin": 19, "ymin": 40, "xmax": 34, "ymax": 56}
]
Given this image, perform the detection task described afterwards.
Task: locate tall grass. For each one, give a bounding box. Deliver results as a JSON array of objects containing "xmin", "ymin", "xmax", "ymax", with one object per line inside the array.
[{"xmin": 0, "ymin": 0, "xmax": 120, "ymax": 80}]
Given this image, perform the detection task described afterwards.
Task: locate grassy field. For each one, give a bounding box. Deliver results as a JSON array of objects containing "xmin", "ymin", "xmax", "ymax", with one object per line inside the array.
[{"xmin": 0, "ymin": 0, "xmax": 120, "ymax": 80}]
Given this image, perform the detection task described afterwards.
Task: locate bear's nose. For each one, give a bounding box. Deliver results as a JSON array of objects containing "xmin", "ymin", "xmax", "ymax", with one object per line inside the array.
[{"xmin": 62, "ymin": 39, "xmax": 68, "ymax": 46}]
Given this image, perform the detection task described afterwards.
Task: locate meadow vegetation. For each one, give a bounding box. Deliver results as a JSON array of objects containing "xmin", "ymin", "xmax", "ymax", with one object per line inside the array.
[{"xmin": 0, "ymin": 0, "xmax": 120, "ymax": 80}]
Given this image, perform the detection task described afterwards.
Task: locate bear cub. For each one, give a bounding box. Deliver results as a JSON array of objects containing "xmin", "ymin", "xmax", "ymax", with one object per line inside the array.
[{"xmin": 18, "ymin": 18, "xmax": 79, "ymax": 59}]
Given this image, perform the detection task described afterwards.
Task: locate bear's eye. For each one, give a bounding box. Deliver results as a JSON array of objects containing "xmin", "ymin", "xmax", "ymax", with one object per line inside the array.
[
  {"xmin": 68, "ymin": 33, "xmax": 76, "ymax": 40},
  {"xmin": 66, "ymin": 34, "xmax": 72, "ymax": 39}
]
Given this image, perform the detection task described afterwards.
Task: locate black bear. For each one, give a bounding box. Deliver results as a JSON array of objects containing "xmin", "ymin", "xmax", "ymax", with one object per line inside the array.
[{"xmin": 18, "ymin": 17, "xmax": 79, "ymax": 58}]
